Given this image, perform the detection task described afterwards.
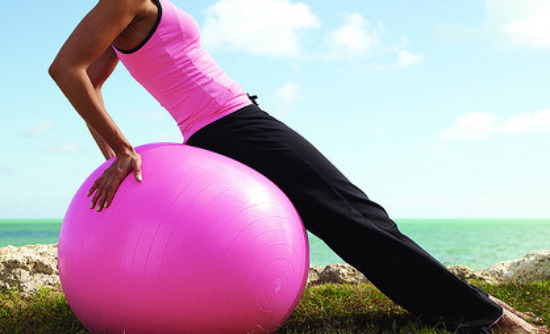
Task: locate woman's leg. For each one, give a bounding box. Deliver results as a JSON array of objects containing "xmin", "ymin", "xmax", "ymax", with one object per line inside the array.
[{"xmin": 186, "ymin": 104, "xmax": 503, "ymax": 333}]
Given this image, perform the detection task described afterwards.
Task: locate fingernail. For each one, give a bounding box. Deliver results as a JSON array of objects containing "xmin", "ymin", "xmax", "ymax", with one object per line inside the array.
[
  {"xmin": 137, "ymin": 175, "xmax": 143, "ymax": 182},
  {"xmin": 90, "ymin": 202, "xmax": 94, "ymax": 209},
  {"xmin": 96, "ymin": 206, "xmax": 101, "ymax": 212}
]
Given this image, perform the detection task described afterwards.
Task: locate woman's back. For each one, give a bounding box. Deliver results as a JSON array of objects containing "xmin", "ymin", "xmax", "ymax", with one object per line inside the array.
[{"xmin": 113, "ymin": 0, "xmax": 251, "ymax": 141}]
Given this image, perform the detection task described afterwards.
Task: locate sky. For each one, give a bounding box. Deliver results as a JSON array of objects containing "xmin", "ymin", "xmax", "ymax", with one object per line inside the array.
[{"xmin": 1, "ymin": 0, "xmax": 549, "ymax": 219}]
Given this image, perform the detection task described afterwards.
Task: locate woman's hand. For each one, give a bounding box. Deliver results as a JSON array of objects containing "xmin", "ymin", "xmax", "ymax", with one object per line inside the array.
[{"xmin": 87, "ymin": 150, "xmax": 142, "ymax": 212}]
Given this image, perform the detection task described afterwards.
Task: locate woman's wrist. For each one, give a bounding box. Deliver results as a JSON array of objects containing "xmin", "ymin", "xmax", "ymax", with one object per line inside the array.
[{"xmin": 113, "ymin": 143, "xmax": 136, "ymax": 157}]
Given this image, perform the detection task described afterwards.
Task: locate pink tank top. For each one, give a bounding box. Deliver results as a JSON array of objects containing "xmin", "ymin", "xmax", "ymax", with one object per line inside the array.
[{"xmin": 113, "ymin": 0, "xmax": 251, "ymax": 142}]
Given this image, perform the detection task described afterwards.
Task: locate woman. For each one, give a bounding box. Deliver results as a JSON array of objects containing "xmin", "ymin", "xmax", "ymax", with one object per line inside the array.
[{"xmin": 49, "ymin": 0, "xmax": 547, "ymax": 332}]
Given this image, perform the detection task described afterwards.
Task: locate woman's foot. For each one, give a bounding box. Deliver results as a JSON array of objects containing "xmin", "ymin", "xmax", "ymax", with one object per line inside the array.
[{"xmin": 492, "ymin": 308, "xmax": 549, "ymax": 334}]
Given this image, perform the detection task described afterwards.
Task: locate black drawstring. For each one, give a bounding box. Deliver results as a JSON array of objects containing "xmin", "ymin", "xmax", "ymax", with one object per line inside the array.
[{"xmin": 247, "ymin": 93, "xmax": 259, "ymax": 106}]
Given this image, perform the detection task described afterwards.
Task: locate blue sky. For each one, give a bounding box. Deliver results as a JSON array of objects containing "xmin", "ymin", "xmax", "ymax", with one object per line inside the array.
[{"xmin": 1, "ymin": 0, "xmax": 549, "ymax": 219}]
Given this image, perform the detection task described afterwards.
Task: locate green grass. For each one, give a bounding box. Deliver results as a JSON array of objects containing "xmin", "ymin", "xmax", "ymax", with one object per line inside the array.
[{"xmin": 1, "ymin": 281, "xmax": 548, "ymax": 333}]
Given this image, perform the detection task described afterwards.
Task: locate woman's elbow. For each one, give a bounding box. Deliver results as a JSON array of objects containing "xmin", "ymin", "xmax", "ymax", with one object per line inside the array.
[
  {"xmin": 49, "ymin": 57, "xmax": 75, "ymax": 83},
  {"xmin": 49, "ymin": 60, "xmax": 77, "ymax": 87},
  {"xmin": 48, "ymin": 61, "xmax": 63, "ymax": 82}
]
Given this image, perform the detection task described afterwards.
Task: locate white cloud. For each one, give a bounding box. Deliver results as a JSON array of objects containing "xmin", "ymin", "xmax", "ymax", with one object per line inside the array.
[
  {"xmin": 275, "ymin": 82, "xmax": 300, "ymax": 104},
  {"xmin": 202, "ymin": 0, "xmax": 320, "ymax": 58},
  {"xmin": 202, "ymin": 3, "xmax": 423, "ymax": 67},
  {"xmin": 500, "ymin": 109, "xmax": 550, "ymax": 134},
  {"xmin": 48, "ymin": 143, "xmax": 83, "ymax": 154},
  {"xmin": 436, "ymin": 1, "xmax": 550, "ymax": 50},
  {"xmin": 395, "ymin": 50, "xmax": 424, "ymax": 68},
  {"xmin": 368, "ymin": 50, "xmax": 424, "ymax": 71},
  {"xmin": 326, "ymin": 13, "xmax": 423, "ymax": 70},
  {"xmin": 270, "ymin": 82, "xmax": 302, "ymax": 114},
  {"xmin": 22, "ymin": 119, "xmax": 54, "ymax": 137},
  {"xmin": 440, "ymin": 112, "xmax": 497, "ymax": 141},
  {"xmin": 326, "ymin": 13, "xmax": 382, "ymax": 59},
  {"xmin": 486, "ymin": 0, "xmax": 550, "ymax": 49},
  {"xmin": 440, "ymin": 109, "xmax": 550, "ymax": 141}
]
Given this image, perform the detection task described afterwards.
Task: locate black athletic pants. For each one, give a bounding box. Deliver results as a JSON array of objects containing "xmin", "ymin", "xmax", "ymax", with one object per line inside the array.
[{"xmin": 186, "ymin": 104, "xmax": 503, "ymax": 333}]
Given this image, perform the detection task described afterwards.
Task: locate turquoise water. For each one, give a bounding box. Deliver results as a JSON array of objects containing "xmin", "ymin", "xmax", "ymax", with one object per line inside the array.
[
  {"xmin": 0, "ymin": 219, "xmax": 61, "ymax": 247},
  {"xmin": 1, "ymin": 219, "xmax": 549, "ymax": 270}
]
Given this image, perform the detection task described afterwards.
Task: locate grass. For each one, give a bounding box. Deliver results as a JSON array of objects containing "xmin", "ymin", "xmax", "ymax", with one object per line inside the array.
[{"xmin": 1, "ymin": 281, "xmax": 548, "ymax": 334}]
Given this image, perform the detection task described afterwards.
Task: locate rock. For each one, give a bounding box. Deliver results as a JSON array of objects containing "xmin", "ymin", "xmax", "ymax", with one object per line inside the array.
[
  {"xmin": 307, "ymin": 265, "xmax": 323, "ymax": 285},
  {"xmin": 481, "ymin": 250, "xmax": 550, "ymax": 283},
  {"xmin": 447, "ymin": 265, "xmax": 497, "ymax": 283},
  {"xmin": 1, "ymin": 243, "xmax": 549, "ymax": 296},
  {"xmin": 0, "ymin": 244, "xmax": 60, "ymax": 295},
  {"xmin": 307, "ymin": 263, "xmax": 368, "ymax": 286}
]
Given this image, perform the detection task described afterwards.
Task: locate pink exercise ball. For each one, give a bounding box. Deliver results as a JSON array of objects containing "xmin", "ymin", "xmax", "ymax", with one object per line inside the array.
[{"xmin": 58, "ymin": 143, "xmax": 309, "ymax": 334}]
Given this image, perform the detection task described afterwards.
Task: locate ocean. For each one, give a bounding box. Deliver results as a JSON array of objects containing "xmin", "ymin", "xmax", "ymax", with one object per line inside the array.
[{"xmin": 1, "ymin": 219, "xmax": 548, "ymax": 270}]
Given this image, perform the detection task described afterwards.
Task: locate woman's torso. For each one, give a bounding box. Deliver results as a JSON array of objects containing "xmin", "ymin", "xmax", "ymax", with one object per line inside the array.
[{"xmin": 111, "ymin": 0, "xmax": 251, "ymax": 142}]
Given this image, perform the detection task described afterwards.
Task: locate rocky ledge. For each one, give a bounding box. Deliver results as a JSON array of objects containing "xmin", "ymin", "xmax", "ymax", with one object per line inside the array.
[
  {"xmin": 449, "ymin": 250, "xmax": 550, "ymax": 284},
  {"xmin": 0, "ymin": 244, "xmax": 60, "ymax": 295},
  {"xmin": 1, "ymin": 244, "xmax": 548, "ymax": 295}
]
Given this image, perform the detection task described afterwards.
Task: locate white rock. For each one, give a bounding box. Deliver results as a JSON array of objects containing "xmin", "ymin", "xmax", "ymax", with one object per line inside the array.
[
  {"xmin": 447, "ymin": 265, "xmax": 496, "ymax": 283},
  {"xmin": 0, "ymin": 244, "xmax": 60, "ymax": 295},
  {"xmin": 307, "ymin": 265, "xmax": 323, "ymax": 285},
  {"xmin": 481, "ymin": 249, "xmax": 550, "ymax": 283},
  {"xmin": 307, "ymin": 263, "xmax": 368, "ymax": 286}
]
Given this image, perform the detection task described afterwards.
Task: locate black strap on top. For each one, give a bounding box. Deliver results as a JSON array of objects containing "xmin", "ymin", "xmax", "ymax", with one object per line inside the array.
[{"xmin": 247, "ymin": 93, "xmax": 259, "ymax": 106}]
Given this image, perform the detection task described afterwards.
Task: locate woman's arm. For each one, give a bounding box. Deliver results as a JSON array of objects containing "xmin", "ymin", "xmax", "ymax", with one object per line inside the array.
[
  {"xmin": 49, "ymin": 0, "xmax": 140, "ymax": 154},
  {"xmin": 86, "ymin": 47, "xmax": 120, "ymax": 160},
  {"xmin": 87, "ymin": 123, "xmax": 115, "ymax": 160},
  {"xmin": 49, "ymin": 0, "xmax": 148, "ymax": 212}
]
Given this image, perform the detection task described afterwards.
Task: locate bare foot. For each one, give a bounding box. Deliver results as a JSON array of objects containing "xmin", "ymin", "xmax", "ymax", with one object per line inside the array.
[
  {"xmin": 492, "ymin": 308, "xmax": 549, "ymax": 334},
  {"xmin": 489, "ymin": 296, "xmax": 542, "ymax": 324}
]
